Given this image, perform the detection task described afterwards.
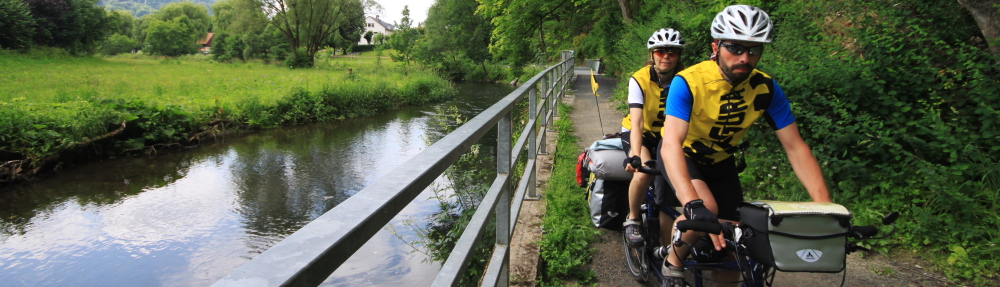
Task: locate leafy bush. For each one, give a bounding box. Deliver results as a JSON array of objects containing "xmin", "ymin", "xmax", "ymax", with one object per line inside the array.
[
  {"xmin": 144, "ymin": 17, "xmax": 199, "ymax": 56},
  {"xmin": 747, "ymin": 0, "xmax": 1000, "ymax": 283},
  {"xmin": 98, "ymin": 33, "xmax": 137, "ymax": 55},
  {"xmin": 594, "ymin": 0, "xmax": 999, "ymax": 284},
  {"xmin": 283, "ymin": 47, "xmax": 312, "ymax": 68},
  {"xmin": 0, "ymin": 0, "xmax": 35, "ymax": 50}
]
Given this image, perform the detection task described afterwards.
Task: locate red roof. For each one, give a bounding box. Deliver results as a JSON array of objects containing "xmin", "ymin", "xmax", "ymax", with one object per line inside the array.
[{"xmin": 197, "ymin": 33, "xmax": 215, "ymax": 46}]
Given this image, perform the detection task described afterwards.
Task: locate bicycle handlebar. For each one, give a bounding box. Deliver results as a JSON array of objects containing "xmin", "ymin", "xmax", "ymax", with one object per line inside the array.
[
  {"xmin": 676, "ymin": 220, "xmax": 723, "ymax": 234},
  {"xmin": 630, "ymin": 158, "xmax": 660, "ymax": 175},
  {"xmin": 851, "ymin": 225, "xmax": 878, "ymax": 238}
]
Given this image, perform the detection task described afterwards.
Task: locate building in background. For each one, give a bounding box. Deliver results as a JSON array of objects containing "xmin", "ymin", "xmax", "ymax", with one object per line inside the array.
[{"xmin": 359, "ymin": 15, "xmax": 395, "ymax": 45}]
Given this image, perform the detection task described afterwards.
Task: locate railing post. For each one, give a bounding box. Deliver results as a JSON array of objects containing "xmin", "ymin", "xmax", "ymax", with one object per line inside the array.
[
  {"xmin": 538, "ymin": 77, "xmax": 549, "ymax": 155},
  {"xmin": 496, "ymin": 110, "xmax": 512, "ymax": 287},
  {"xmin": 526, "ymin": 87, "xmax": 540, "ymax": 201},
  {"xmin": 547, "ymin": 70, "xmax": 556, "ymax": 132}
]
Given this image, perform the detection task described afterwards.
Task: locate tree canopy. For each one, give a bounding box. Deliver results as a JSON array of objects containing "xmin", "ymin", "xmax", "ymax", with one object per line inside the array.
[{"xmin": 246, "ymin": 0, "xmax": 365, "ymax": 59}]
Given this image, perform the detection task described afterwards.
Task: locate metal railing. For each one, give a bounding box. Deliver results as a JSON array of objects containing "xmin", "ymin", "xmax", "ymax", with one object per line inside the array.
[{"xmin": 212, "ymin": 50, "xmax": 575, "ymax": 287}]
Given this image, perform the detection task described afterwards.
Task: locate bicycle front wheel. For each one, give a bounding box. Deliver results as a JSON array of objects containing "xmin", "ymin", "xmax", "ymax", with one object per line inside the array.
[{"xmin": 622, "ymin": 230, "xmax": 650, "ymax": 282}]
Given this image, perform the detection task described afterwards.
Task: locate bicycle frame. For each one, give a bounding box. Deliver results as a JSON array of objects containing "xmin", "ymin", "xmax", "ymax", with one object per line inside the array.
[
  {"xmin": 640, "ymin": 191, "xmax": 769, "ymax": 287},
  {"xmin": 625, "ymin": 161, "xmax": 899, "ymax": 287}
]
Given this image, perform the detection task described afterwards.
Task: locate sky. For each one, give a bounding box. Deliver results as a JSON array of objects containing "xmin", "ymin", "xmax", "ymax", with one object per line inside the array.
[{"xmin": 372, "ymin": 0, "xmax": 435, "ymax": 27}]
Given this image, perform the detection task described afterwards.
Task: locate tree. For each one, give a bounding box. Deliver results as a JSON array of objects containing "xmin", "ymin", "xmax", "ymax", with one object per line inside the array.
[
  {"xmin": 417, "ymin": 0, "xmax": 493, "ymax": 78},
  {"xmin": 99, "ymin": 33, "xmax": 137, "ymax": 54},
  {"xmin": 477, "ymin": 0, "xmax": 608, "ymax": 67},
  {"xmin": 244, "ymin": 0, "xmax": 365, "ymax": 65},
  {"xmin": 108, "ymin": 10, "xmax": 136, "ymax": 38},
  {"xmin": 149, "ymin": 1, "xmax": 210, "ymax": 39},
  {"xmin": 24, "ymin": 0, "xmax": 116, "ymax": 54},
  {"xmin": 616, "ymin": 0, "xmax": 640, "ymax": 24},
  {"xmin": 958, "ymin": 0, "xmax": 1000, "ymax": 59},
  {"xmin": 373, "ymin": 33, "xmax": 385, "ymax": 66},
  {"xmin": 477, "ymin": 0, "xmax": 578, "ymax": 67},
  {"xmin": 0, "ymin": 0, "xmax": 35, "ymax": 50},
  {"xmin": 144, "ymin": 15, "xmax": 199, "ymax": 56},
  {"xmin": 388, "ymin": 5, "xmax": 417, "ymax": 64},
  {"xmin": 363, "ymin": 30, "xmax": 373, "ymax": 44}
]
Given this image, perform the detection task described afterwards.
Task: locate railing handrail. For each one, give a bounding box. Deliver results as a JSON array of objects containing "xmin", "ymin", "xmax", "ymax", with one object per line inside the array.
[{"xmin": 212, "ymin": 50, "xmax": 576, "ymax": 287}]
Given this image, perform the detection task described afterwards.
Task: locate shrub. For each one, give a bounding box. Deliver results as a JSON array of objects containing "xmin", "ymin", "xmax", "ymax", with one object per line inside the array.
[{"xmin": 99, "ymin": 33, "xmax": 137, "ymax": 55}]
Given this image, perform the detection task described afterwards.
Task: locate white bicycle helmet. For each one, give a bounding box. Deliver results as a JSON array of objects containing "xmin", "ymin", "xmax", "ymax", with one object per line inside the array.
[
  {"xmin": 710, "ymin": 5, "xmax": 773, "ymax": 43},
  {"xmin": 647, "ymin": 28, "xmax": 685, "ymax": 50}
]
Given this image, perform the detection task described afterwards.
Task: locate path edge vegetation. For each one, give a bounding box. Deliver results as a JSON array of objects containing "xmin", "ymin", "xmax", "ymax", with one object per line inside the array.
[
  {"xmin": 593, "ymin": 1, "xmax": 998, "ymax": 285},
  {"xmin": 537, "ymin": 103, "xmax": 599, "ymax": 285}
]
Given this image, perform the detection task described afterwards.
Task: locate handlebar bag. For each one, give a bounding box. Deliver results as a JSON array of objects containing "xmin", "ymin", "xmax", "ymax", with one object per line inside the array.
[{"xmin": 738, "ymin": 200, "xmax": 852, "ymax": 272}]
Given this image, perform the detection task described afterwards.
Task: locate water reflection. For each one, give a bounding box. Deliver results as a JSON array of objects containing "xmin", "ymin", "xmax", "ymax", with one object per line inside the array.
[{"xmin": 0, "ymin": 83, "xmax": 513, "ymax": 286}]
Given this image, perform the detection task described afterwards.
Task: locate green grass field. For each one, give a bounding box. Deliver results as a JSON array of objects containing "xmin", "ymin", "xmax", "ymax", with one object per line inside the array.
[
  {"xmin": 0, "ymin": 50, "xmax": 454, "ymax": 182},
  {"xmin": 1, "ymin": 51, "xmax": 406, "ymax": 108}
]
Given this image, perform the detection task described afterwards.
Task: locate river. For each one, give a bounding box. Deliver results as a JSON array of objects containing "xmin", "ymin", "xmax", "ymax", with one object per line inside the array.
[{"xmin": 0, "ymin": 82, "xmax": 514, "ymax": 286}]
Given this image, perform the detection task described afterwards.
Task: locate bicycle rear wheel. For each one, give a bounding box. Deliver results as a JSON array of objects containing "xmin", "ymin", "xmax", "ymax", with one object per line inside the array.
[{"xmin": 622, "ymin": 230, "xmax": 650, "ymax": 282}]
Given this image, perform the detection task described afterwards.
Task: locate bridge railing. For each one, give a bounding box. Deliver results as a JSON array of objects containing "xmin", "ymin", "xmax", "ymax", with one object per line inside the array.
[{"xmin": 212, "ymin": 50, "xmax": 576, "ymax": 287}]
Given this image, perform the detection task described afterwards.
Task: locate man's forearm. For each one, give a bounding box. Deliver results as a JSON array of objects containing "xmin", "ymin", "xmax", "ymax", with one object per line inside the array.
[
  {"xmin": 785, "ymin": 143, "xmax": 831, "ymax": 202},
  {"xmin": 663, "ymin": 143, "xmax": 698, "ymax": 204}
]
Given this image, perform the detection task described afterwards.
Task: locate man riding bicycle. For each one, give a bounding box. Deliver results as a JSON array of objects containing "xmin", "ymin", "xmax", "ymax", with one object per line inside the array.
[
  {"xmin": 656, "ymin": 5, "xmax": 833, "ymax": 286},
  {"xmin": 621, "ymin": 28, "xmax": 686, "ymax": 255}
]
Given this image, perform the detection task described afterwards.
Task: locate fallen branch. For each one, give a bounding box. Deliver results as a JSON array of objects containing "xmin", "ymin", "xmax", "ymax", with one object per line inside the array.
[{"xmin": 65, "ymin": 121, "xmax": 127, "ymax": 150}]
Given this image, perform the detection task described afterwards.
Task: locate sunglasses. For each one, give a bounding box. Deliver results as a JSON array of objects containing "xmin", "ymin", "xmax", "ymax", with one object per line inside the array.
[
  {"xmin": 651, "ymin": 48, "xmax": 681, "ymax": 57},
  {"xmin": 720, "ymin": 43, "xmax": 764, "ymax": 56}
]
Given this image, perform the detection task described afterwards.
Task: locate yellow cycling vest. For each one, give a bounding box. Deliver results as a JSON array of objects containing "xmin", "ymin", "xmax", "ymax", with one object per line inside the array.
[
  {"xmin": 668, "ymin": 60, "xmax": 780, "ymax": 165},
  {"xmin": 621, "ymin": 65, "xmax": 667, "ymax": 134}
]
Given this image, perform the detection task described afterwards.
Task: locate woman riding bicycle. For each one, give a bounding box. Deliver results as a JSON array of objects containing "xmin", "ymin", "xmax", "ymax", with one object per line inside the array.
[
  {"xmin": 622, "ymin": 28, "xmax": 686, "ymax": 253},
  {"xmin": 657, "ymin": 5, "xmax": 833, "ymax": 287}
]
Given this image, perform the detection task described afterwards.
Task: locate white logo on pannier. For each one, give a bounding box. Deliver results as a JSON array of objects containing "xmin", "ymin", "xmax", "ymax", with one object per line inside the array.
[{"xmin": 796, "ymin": 249, "xmax": 823, "ymax": 262}]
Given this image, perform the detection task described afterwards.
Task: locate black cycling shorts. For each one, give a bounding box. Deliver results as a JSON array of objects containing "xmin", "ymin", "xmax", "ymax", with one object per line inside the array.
[
  {"xmin": 655, "ymin": 148, "xmax": 743, "ymax": 221},
  {"xmin": 621, "ymin": 130, "xmax": 660, "ymax": 159}
]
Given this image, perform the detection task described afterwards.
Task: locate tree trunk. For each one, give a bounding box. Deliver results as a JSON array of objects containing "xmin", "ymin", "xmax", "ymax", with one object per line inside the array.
[
  {"xmin": 538, "ymin": 25, "xmax": 547, "ymax": 61},
  {"xmin": 958, "ymin": 0, "xmax": 1000, "ymax": 59},
  {"xmin": 617, "ymin": 0, "xmax": 632, "ymax": 25},
  {"xmin": 481, "ymin": 62, "xmax": 491, "ymax": 82}
]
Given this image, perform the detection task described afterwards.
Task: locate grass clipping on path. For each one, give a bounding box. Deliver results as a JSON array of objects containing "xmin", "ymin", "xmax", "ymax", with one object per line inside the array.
[{"xmin": 538, "ymin": 103, "xmax": 598, "ymax": 284}]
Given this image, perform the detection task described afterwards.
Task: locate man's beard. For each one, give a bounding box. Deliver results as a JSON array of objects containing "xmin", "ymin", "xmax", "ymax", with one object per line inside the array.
[{"xmin": 720, "ymin": 61, "xmax": 755, "ymax": 84}]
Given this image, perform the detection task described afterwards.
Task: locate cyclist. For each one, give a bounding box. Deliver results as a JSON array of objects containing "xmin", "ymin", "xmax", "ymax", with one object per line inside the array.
[
  {"xmin": 621, "ymin": 28, "xmax": 686, "ymax": 251},
  {"xmin": 656, "ymin": 5, "xmax": 833, "ymax": 286}
]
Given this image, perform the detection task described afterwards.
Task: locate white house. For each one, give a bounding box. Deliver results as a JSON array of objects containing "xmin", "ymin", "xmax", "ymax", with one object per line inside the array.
[{"xmin": 359, "ymin": 15, "xmax": 395, "ymax": 45}]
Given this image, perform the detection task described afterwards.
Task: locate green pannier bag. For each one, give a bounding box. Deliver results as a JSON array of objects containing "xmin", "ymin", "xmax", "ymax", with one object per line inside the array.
[{"xmin": 738, "ymin": 201, "xmax": 853, "ymax": 272}]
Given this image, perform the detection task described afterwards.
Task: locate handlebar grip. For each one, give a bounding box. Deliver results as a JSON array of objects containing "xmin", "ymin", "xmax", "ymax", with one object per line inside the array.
[
  {"xmin": 676, "ymin": 220, "xmax": 722, "ymax": 234},
  {"xmin": 852, "ymin": 225, "xmax": 878, "ymax": 238},
  {"xmin": 637, "ymin": 159, "xmax": 659, "ymax": 175},
  {"xmin": 637, "ymin": 166, "xmax": 659, "ymax": 175}
]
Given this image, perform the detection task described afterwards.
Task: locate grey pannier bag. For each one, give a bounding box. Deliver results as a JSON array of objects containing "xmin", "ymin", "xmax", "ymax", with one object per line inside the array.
[
  {"xmin": 738, "ymin": 201, "xmax": 853, "ymax": 272},
  {"xmin": 585, "ymin": 138, "xmax": 633, "ymax": 181}
]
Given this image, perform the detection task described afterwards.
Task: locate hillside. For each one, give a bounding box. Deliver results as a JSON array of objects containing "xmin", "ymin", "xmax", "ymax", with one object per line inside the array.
[{"xmin": 99, "ymin": 0, "xmax": 216, "ymax": 17}]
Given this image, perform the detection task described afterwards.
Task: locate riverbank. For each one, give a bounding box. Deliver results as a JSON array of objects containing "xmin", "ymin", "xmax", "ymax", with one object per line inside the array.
[{"xmin": 0, "ymin": 51, "xmax": 456, "ymax": 184}]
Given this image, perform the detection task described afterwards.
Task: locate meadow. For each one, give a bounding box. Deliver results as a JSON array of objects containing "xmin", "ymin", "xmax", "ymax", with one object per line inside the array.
[
  {"xmin": 0, "ymin": 49, "xmax": 455, "ymax": 183},
  {"xmin": 1, "ymin": 50, "xmax": 406, "ymax": 107}
]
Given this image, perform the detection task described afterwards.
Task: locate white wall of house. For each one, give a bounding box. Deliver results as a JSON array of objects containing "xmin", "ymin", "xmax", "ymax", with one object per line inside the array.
[{"xmin": 358, "ymin": 15, "xmax": 394, "ymax": 45}]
